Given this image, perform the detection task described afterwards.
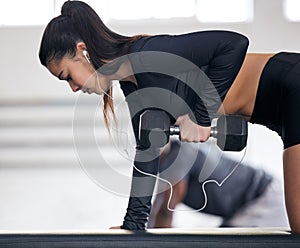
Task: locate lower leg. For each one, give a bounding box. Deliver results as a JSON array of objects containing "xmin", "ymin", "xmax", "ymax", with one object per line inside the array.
[{"xmin": 283, "ymin": 144, "xmax": 300, "ymax": 234}]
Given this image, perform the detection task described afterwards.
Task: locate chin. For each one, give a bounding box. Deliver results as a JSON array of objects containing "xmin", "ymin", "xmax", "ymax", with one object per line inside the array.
[{"xmin": 93, "ymin": 90, "xmax": 101, "ymax": 95}]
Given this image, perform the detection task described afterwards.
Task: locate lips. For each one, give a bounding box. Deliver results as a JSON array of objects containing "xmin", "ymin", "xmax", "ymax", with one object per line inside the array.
[{"xmin": 81, "ymin": 88, "xmax": 92, "ymax": 94}]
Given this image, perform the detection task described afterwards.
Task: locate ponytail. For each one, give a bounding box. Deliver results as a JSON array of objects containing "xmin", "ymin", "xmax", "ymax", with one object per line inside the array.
[
  {"xmin": 39, "ymin": 1, "xmax": 142, "ymax": 130},
  {"xmin": 61, "ymin": 1, "xmax": 133, "ymax": 69}
]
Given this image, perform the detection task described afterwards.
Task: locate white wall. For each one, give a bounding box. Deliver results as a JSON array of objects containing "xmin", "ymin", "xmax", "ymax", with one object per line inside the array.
[
  {"xmin": 0, "ymin": 26, "xmax": 75, "ymax": 103},
  {"xmin": 0, "ymin": 0, "xmax": 300, "ymax": 102},
  {"xmin": 0, "ymin": 0, "xmax": 294, "ymax": 230}
]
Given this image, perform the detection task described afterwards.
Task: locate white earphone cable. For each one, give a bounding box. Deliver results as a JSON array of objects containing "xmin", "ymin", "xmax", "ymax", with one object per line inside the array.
[{"xmin": 90, "ymin": 60, "xmax": 248, "ymax": 214}]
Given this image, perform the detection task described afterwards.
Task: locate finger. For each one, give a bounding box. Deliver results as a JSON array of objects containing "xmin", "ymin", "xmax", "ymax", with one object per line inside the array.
[
  {"xmin": 174, "ymin": 115, "xmax": 183, "ymax": 126},
  {"xmin": 109, "ymin": 226, "xmax": 121, "ymax": 229}
]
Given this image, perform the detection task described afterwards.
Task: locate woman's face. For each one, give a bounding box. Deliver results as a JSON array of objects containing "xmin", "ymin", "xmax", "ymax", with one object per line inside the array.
[{"xmin": 47, "ymin": 44, "xmax": 110, "ymax": 95}]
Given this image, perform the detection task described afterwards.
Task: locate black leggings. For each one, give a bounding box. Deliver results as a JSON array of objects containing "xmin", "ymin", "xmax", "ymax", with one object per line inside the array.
[{"xmin": 250, "ymin": 52, "xmax": 300, "ymax": 149}]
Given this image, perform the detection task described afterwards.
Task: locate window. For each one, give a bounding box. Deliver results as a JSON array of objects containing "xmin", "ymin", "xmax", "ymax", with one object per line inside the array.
[
  {"xmin": 196, "ymin": 0, "xmax": 253, "ymax": 23},
  {"xmin": 0, "ymin": 0, "xmax": 253, "ymax": 26},
  {"xmin": 284, "ymin": 0, "xmax": 300, "ymax": 21},
  {"xmin": 108, "ymin": 0, "xmax": 195, "ymax": 20},
  {"xmin": 0, "ymin": 0, "xmax": 109, "ymax": 26},
  {"xmin": 0, "ymin": 0, "xmax": 54, "ymax": 26}
]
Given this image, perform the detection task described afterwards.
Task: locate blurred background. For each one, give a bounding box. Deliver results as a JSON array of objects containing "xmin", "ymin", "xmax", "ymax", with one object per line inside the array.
[{"xmin": 0, "ymin": 0, "xmax": 298, "ymax": 230}]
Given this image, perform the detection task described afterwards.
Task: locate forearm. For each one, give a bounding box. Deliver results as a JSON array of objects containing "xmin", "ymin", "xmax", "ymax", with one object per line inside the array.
[{"xmin": 121, "ymin": 148, "xmax": 160, "ymax": 230}]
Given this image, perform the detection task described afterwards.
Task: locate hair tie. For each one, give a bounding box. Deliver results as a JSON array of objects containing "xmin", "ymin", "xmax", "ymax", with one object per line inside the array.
[{"xmin": 61, "ymin": 0, "xmax": 73, "ymax": 18}]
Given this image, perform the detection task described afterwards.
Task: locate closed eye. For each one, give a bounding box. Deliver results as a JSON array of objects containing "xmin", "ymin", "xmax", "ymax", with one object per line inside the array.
[
  {"xmin": 66, "ymin": 76, "xmax": 72, "ymax": 82},
  {"xmin": 60, "ymin": 75, "xmax": 72, "ymax": 82},
  {"xmin": 57, "ymin": 71, "xmax": 72, "ymax": 82}
]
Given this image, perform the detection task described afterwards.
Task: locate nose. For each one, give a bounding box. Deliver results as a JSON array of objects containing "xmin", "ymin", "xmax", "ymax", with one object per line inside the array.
[{"xmin": 69, "ymin": 81, "xmax": 80, "ymax": 92}]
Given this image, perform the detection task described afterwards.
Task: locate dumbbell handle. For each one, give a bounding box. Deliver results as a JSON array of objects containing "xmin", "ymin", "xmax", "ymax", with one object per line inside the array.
[
  {"xmin": 169, "ymin": 125, "xmax": 217, "ymax": 137},
  {"xmin": 170, "ymin": 125, "xmax": 180, "ymax": 135}
]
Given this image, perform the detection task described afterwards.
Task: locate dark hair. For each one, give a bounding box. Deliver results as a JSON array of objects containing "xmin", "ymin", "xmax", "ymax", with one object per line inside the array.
[{"xmin": 39, "ymin": 0, "xmax": 141, "ymax": 128}]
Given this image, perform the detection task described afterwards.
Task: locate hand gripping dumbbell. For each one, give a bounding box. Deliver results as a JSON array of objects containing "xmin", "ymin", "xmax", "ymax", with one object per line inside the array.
[{"xmin": 139, "ymin": 110, "xmax": 248, "ymax": 151}]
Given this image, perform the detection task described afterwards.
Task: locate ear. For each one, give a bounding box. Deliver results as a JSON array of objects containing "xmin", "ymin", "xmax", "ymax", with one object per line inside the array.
[{"xmin": 76, "ymin": 41, "xmax": 88, "ymax": 53}]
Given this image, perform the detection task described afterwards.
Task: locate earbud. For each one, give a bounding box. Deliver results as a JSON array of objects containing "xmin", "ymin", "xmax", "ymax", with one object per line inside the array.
[{"xmin": 83, "ymin": 50, "xmax": 91, "ymax": 64}]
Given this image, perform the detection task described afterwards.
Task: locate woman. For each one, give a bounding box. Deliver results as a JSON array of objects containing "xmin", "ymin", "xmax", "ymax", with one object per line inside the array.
[{"xmin": 38, "ymin": 1, "xmax": 300, "ymax": 233}]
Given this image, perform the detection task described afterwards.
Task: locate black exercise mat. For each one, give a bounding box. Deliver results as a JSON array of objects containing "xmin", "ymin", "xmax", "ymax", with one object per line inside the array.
[{"xmin": 0, "ymin": 228, "xmax": 299, "ymax": 248}]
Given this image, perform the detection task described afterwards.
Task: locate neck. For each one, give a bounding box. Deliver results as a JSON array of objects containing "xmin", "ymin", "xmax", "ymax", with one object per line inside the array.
[
  {"xmin": 122, "ymin": 75, "xmax": 137, "ymax": 84},
  {"xmin": 113, "ymin": 59, "xmax": 137, "ymax": 85}
]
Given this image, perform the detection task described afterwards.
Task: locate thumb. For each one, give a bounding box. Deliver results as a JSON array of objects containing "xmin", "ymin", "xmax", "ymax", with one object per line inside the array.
[{"xmin": 175, "ymin": 116, "xmax": 182, "ymax": 126}]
